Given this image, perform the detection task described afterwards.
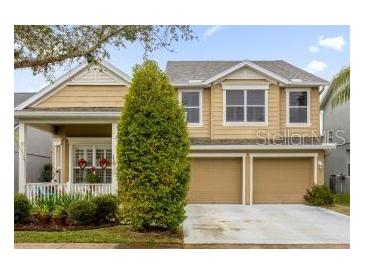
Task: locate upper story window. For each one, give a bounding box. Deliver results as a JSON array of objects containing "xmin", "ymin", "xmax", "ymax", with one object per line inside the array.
[
  {"xmin": 224, "ymin": 88, "xmax": 267, "ymax": 125},
  {"xmin": 179, "ymin": 90, "xmax": 203, "ymax": 126},
  {"xmin": 286, "ymin": 89, "xmax": 310, "ymax": 126}
]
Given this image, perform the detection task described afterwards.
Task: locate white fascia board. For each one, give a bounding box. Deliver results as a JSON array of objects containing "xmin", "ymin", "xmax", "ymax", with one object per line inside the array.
[
  {"xmin": 14, "ymin": 111, "xmax": 120, "ymax": 118},
  {"xmin": 101, "ymin": 60, "xmax": 131, "ymax": 83},
  {"xmin": 190, "ymin": 144, "xmax": 336, "ymax": 150},
  {"xmin": 203, "ymin": 60, "xmax": 290, "ymax": 85}
]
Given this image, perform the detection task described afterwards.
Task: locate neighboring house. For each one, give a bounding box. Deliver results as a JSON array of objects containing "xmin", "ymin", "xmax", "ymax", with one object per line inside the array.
[
  {"xmin": 14, "ymin": 93, "xmax": 52, "ymax": 192},
  {"xmin": 14, "ymin": 60, "xmax": 335, "ymax": 204},
  {"xmin": 320, "ymin": 87, "xmax": 350, "ymax": 191}
]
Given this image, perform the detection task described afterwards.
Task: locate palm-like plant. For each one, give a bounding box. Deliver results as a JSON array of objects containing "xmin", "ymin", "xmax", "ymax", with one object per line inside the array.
[{"xmin": 330, "ymin": 66, "xmax": 350, "ymax": 107}]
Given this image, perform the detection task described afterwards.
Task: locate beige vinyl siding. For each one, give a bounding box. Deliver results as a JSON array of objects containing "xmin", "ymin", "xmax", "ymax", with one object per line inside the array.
[
  {"xmin": 211, "ymin": 82, "xmax": 280, "ymax": 139},
  {"xmin": 188, "ymin": 88, "xmax": 211, "ymax": 138},
  {"xmin": 34, "ymin": 85, "xmax": 128, "ymax": 108},
  {"xmin": 280, "ymin": 87, "xmax": 320, "ymax": 135}
]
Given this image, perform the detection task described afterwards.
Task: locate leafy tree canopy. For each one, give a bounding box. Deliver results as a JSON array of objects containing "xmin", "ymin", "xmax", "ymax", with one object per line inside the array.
[
  {"xmin": 14, "ymin": 25, "xmax": 195, "ymax": 79},
  {"xmin": 330, "ymin": 66, "xmax": 350, "ymax": 107}
]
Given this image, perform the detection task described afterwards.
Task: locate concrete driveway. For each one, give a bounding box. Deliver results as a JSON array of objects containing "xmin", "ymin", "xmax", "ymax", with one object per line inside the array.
[{"xmin": 183, "ymin": 204, "xmax": 350, "ymax": 245}]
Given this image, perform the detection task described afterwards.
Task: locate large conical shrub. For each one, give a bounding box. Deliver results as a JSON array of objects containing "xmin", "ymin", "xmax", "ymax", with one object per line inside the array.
[{"xmin": 117, "ymin": 60, "xmax": 190, "ymax": 230}]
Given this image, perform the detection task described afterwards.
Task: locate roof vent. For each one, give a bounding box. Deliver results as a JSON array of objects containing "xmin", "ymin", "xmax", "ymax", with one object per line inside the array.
[
  {"xmin": 291, "ymin": 78, "xmax": 303, "ymax": 82},
  {"xmin": 189, "ymin": 80, "xmax": 203, "ymax": 84}
]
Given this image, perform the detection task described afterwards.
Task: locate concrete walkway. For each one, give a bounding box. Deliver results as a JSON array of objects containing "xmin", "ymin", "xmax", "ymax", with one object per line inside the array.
[{"xmin": 183, "ymin": 204, "xmax": 350, "ymax": 245}]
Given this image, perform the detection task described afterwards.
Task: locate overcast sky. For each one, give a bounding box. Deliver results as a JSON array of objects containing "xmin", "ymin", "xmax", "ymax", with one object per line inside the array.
[{"xmin": 14, "ymin": 25, "xmax": 350, "ymax": 93}]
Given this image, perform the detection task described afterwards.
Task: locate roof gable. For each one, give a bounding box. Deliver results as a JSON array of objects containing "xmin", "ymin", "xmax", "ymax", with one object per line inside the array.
[
  {"xmin": 204, "ymin": 60, "xmax": 290, "ymax": 85},
  {"xmin": 70, "ymin": 66, "xmax": 125, "ymax": 85},
  {"xmin": 15, "ymin": 61, "xmax": 131, "ymax": 111},
  {"xmin": 165, "ymin": 60, "xmax": 329, "ymax": 87}
]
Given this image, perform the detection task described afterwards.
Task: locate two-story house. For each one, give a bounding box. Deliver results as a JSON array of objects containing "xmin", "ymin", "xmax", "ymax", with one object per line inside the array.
[{"xmin": 14, "ymin": 60, "xmax": 334, "ymax": 204}]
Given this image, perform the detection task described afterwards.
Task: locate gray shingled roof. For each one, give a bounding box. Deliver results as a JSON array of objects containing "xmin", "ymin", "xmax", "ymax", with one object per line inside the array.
[
  {"xmin": 14, "ymin": 92, "xmax": 36, "ymax": 107},
  {"xmin": 14, "ymin": 93, "xmax": 36, "ymax": 126},
  {"xmin": 165, "ymin": 60, "xmax": 328, "ymax": 85}
]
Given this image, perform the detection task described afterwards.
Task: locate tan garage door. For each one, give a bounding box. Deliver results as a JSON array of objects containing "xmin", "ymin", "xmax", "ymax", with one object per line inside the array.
[
  {"xmin": 188, "ymin": 158, "xmax": 242, "ymax": 204},
  {"xmin": 253, "ymin": 158, "xmax": 313, "ymax": 204}
]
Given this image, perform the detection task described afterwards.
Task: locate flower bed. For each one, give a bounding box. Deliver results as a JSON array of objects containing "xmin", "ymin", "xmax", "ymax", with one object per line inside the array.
[{"xmin": 14, "ymin": 193, "xmax": 119, "ymax": 229}]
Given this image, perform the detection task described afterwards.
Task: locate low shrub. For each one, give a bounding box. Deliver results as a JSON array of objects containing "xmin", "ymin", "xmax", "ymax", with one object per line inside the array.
[
  {"xmin": 92, "ymin": 195, "xmax": 119, "ymax": 224},
  {"xmin": 68, "ymin": 200, "xmax": 96, "ymax": 225},
  {"xmin": 14, "ymin": 194, "xmax": 32, "ymax": 224},
  {"xmin": 304, "ymin": 185, "xmax": 334, "ymax": 206},
  {"xmin": 31, "ymin": 205, "xmax": 51, "ymax": 225},
  {"xmin": 53, "ymin": 205, "xmax": 67, "ymax": 218}
]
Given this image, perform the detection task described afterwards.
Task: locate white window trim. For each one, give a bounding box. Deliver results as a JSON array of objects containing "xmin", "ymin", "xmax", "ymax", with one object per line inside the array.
[
  {"xmin": 286, "ymin": 88, "xmax": 311, "ymax": 127},
  {"xmin": 223, "ymin": 89, "xmax": 268, "ymax": 127},
  {"xmin": 178, "ymin": 89, "xmax": 203, "ymax": 127},
  {"xmin": 67, "ymin": 138, "xmax": 112, "ymax": 184}
]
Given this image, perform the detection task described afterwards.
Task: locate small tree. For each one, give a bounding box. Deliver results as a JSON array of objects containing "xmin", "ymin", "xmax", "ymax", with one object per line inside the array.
[{"xmin": 117, "ymin": 60, "xmax": 190, "ymax": 230}]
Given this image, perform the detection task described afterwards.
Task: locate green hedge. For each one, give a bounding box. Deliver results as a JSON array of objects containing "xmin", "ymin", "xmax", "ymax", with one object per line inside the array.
[
  {"xmin": 117, "ymin": 60, "xmax": 190, "ymax": 230},
  {"xmin": 14, "ymin": 194, "xmax": 32, "ymax": 224}
]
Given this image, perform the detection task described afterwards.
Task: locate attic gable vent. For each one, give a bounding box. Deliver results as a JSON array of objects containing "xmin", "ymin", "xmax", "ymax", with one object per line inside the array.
[
  {"xmin": 291, "ymin": 78, "xmax": 303, "ymax": 82},
  {"xmin": 189, "ymin": 80, "xmax": 203, "ymax": 84}
]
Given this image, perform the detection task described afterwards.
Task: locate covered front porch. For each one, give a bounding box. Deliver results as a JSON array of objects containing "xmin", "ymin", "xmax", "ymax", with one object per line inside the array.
[{"xmin": 16, "ymin": 111, "xmax": 120, "ymax": 199}]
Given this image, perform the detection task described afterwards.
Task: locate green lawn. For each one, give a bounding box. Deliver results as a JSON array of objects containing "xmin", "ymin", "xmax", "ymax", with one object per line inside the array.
[
  {"xmin": 15, "ymin": 225, "xmax": 183, "ymax": 248},
  {"xmin": 334, "ymin": 193, "xmax": 350, "ymax": 206},
  {"xmin": 322, "ymin": 193, "xmax": 350, "ymax": 216}
]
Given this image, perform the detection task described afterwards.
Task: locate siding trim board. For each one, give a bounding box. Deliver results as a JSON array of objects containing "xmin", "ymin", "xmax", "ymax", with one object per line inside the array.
[{"xmin": 191, "ymin": 144, "xmax": 335, "ymax": 150}]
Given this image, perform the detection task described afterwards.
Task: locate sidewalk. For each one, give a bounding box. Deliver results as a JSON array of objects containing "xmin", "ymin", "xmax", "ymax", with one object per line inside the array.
[
  {"xmin": 15, "ymin": 243, "xmax": 349, "ymax": 249},
  {"xmin": 15, "ymin": 243, "xmax": 120, "ymax": 249}
]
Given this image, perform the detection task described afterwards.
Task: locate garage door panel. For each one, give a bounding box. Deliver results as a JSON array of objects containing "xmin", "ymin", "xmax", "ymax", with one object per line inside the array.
[
  {"xmin": 188, "ymin": 158, "xmax": 242, "ymax": 204},
  {"xmin": 253, "ymin": 158, "xmax": 313, "ymax": 204}
]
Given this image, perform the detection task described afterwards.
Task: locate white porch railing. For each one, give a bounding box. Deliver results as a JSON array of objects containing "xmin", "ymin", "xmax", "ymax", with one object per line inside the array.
[{"xmin": 25, "ymin": 183, "xmax": 116, "ymax": 200}]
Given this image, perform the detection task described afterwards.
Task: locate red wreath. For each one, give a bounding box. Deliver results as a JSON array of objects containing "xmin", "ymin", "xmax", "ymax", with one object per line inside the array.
[
  {"xmin": 99, "ymin": 158, "xmax": 109, "ymax": 169},
  {"xmin": 78, "ymin": 158, "xmax": 87, "ymax": 169}
]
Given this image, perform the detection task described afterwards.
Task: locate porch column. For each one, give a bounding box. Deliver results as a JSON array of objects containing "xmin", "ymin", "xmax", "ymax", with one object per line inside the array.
[
  {"xmin": 111, "ymin": 123, "xmax": 118, "ymax": 194},
  {"xmin": 18, "ymin": 122, "xmax": 27, "ymax": 193}
]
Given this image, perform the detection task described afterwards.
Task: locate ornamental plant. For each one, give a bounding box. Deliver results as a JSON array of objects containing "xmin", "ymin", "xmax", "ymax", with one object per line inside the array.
[
  {"xmin": 304, "ymin": 185, "xmax": 334, "ymax": 206},
  {"xmin": 85, "ymin": 168, "xmax": 101, "ymax": 183},
  {"xmin": 117, "ymin": 60, "xmax": 190, "ymax": 230}
]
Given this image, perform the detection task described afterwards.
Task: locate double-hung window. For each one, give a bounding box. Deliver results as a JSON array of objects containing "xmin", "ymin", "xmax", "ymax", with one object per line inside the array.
[
  {"xmin": 180, "ymin": 90, "xmax": 202, "ymax": 126},
  {"xmin": 72, "ymin": 145, "xmax": 112, "ymax": 183},
  {"xmin": 224, "ymin": 88, "xmax": 267, "ymax": 124},
  {"xmin": 286, "ymin": 89, "xmax": 310, "ymax": 126}
]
